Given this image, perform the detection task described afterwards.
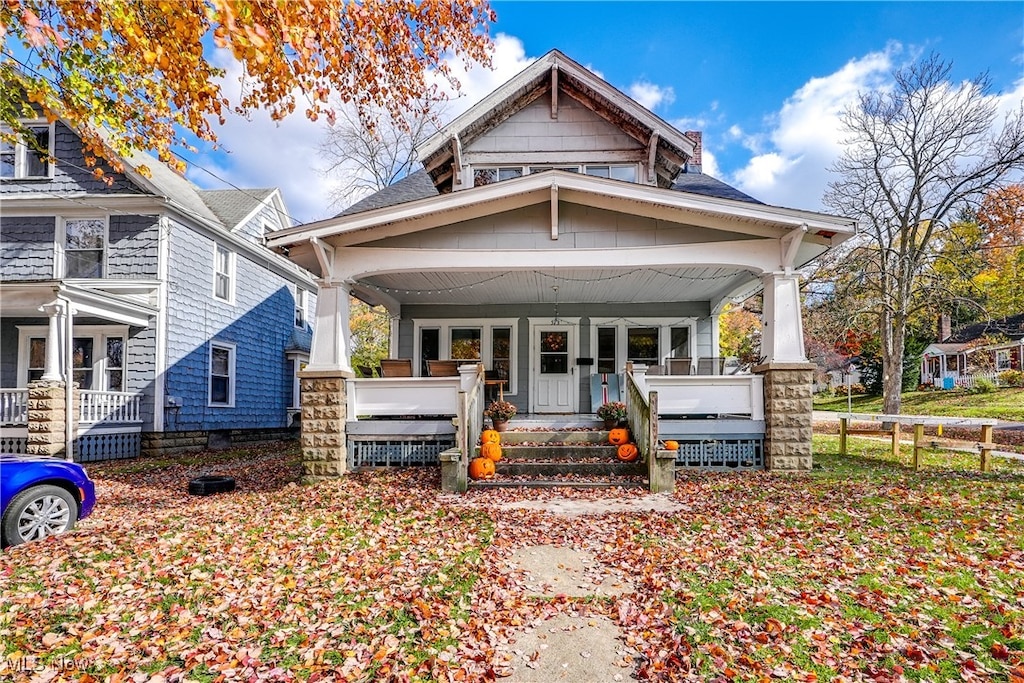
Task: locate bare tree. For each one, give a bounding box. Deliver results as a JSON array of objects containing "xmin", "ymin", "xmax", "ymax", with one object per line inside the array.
[
  {"xmin": 824, "ymin": 54, "xmax": 1024, "ymax": 414},
  {"xmin": 318, "ymin": 98, "xmax": 449, "ymax": 210}
]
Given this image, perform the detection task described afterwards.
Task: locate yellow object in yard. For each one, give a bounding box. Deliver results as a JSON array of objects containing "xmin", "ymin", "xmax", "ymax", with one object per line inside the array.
[{"xmin": 937, "ymin": 424, "xmax": 943, "ymax": 436}]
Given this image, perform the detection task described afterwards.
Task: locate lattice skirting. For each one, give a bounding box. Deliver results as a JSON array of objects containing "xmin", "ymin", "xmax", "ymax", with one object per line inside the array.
[
  {"xmin": 348, "ymin": 437, "xmax": 456, "ymax": 469},
  {"xmin": 674, "ymin": 439, "xmax": 764, "ymax": 470},
  {"xmin": 1, "ymin": 435, "xmax": 28, "ymax": 453},
  {"xmin": 75, "ymin": 432, "xmax": 142, "ymax": 462}
]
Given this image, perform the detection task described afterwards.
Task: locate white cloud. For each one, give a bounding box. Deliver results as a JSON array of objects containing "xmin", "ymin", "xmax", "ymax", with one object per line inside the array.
[
  {"xmin": 731, "ymin": 48, "xmax": 895, "ymax": 210},
  {"xmin": 700, "ymin": 147, "xmax": 721, "ymax": 179},
  {"xmin": 628, "ymin": 81, "xmax": 675, "ymax": 110},
  {"xmin": 727, "ymin": 125, "xmax": 743, "ymax": 140}
]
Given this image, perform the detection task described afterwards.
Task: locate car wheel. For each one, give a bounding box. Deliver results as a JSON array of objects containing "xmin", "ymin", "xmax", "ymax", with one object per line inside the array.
[
  {"xmin": 187, "ymin": 475, "xmax": 236, "ymax": 496},
  {"xmin": 2, "ymin": 485, "xmax": 79, "ymax": 546}
]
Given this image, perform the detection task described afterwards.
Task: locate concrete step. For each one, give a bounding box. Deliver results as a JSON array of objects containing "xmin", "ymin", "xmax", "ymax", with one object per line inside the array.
[
  {"xmin": 468, "ymin": 478, "xmax": 646, "ymax": 490},
  {"xmin": 498, "ymin": 460, "xmax": 645, "ymax": 477},
  {"xmin": 481, "ymin": 445, "xmax": 620, "ymax": 459},
  {"xmin": 487, "ymin": 430, "xmax": 613, "ymax": 445}
]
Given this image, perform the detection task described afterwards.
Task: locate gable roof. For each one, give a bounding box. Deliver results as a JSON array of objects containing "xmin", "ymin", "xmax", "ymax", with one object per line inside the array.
[
  {"xmin": 199, "ymin": 188, "xmax": 277, "ymax": 229},
  {"xmin": 417, "ymin": 49, "xmax": 698, "ymax": 191}
]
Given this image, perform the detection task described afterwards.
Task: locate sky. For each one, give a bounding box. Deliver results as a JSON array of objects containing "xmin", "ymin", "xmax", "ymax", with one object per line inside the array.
[{"xmin": 184, "ymin": 1, "xmax": 1024, "ymax": 225}]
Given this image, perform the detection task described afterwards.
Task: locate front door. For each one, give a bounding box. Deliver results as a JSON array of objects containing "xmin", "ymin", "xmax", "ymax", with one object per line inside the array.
[{"xmin": 531, "ymin": 325, "xmax": 576, "ymax": 413}]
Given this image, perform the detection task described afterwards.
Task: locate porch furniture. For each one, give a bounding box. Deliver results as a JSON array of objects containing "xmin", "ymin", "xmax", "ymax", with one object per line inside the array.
[
  {"xmin": 695, "ymin": 357, "xmax": 725, "ymax": 375},
  {"xmin": 484, "ymin": 373, "xmax": 509, "ymax": 401},
  {"xmin": 666, "ymin": 358, "xmax": 692, "ymax": 375},
  {"xmin": 647, "ymin": 365, "xmax": 665, "ymax": 375},
  {"xmin": 427, "ymin": 360, "xmax": 461, "ymax": 377},
  {"xmin": 379, "ymin": 359, "xmax": 414, "ymax": 377}
]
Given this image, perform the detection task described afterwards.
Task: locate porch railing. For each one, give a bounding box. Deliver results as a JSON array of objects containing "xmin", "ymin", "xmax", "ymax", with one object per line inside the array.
[
  {"xmin": 456, "ymin": 365, "xmax": 486, "ymax": 481},
  {"xmin": 79, "ymin": 390, "xmax": 142, "ymax": 424},
  {"xmin": 640, "ymin": 374, "xmax": 764, "ymax": 419},
  {"xmin": 348, "ymin": 376, "xmax": 463, "ymax": 419},
  {"xmin": 624, "ymin": 366, "xmax": 657, "ymax": 460},
  {"xmin": 1, "ymin": 388, "xmax": 29, "ymax": 425}
]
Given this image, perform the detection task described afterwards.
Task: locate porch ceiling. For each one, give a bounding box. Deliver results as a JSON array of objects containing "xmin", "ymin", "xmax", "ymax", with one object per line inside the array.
[{"xmin": 355, "ymin": 265, "xmax": 756, "ymax": 307}]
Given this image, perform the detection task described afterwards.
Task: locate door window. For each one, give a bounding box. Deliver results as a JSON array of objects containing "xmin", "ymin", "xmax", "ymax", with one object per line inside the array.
[{"xmin": 540, "ymin": 330, "xmax": 569, "ymax": 374}]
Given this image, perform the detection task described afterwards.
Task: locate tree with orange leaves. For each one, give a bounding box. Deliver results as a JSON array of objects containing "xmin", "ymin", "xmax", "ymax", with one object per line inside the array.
[{"xmin": 0, "ymin": 0, "xmax": 493, "ymax": 178}]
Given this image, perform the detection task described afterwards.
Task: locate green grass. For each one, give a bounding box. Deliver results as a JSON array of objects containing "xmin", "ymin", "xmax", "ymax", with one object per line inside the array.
[{"xmin": 813, "ymin": 386, "xmax": 1024, "ymax": 421}]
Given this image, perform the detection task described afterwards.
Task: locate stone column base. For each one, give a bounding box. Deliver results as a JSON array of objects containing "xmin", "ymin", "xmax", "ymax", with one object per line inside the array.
[
  {"xmin": 26, "ymin": 381, "xmax": 75, "ymax": 459},
  {"xmin": 753, "ymin": 362, "xmax": 815, "ymax": 471},
  {"xmin": 298, "ymin": 370, "xmax": 351, "ymax": 482}
]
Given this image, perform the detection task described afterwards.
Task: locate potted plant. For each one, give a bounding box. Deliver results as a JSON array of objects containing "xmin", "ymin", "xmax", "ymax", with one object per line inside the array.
[
  {"xmin": 484, "ymin": 399, "xmax": 517, "ymax": 432},
  {"xmin": 596, "ymin": 401, "xmax": 627, "ymax": 429}
]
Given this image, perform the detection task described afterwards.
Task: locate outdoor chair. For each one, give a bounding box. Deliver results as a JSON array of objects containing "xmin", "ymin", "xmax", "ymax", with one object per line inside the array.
[
  {"xmin": 665, "ymin": 358, "xmax": 692, "ymax": 375},
  {"xmin": 695, "ymin": 357, "xmax": 725, "ymax": 375},
  {"xmin": 379, "ymin": 359, "xmax": 414, "ymax": 377},
  {"xmin": 427, "ymin": 360, "xmax": 461, "ymax": 377}
]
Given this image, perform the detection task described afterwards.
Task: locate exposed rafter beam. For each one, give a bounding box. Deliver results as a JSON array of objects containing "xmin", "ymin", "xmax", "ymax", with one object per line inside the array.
[
  {"xmin": 647, "ymin": 130, "xmax": 660, "ymax": 183},
  {"xmin": 551, "ymin": 65, "xmax": 559, "ymax": 119},
  {"xmin": 450, "ymin": 133, "xmax": 463, "ymax": 185},
  {"xmin": 780, "ymin": 223, "xmax": 808, "ymax": 273},
  {"xmin": 310, "ymin": 236, "xmax": 336, "ymax": 280}
]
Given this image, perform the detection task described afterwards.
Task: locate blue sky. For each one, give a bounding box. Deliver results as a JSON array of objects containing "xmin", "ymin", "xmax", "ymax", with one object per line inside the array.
[{"xmin": 188, "ymin": 1, "xmax": 1024, "ymax": 224}]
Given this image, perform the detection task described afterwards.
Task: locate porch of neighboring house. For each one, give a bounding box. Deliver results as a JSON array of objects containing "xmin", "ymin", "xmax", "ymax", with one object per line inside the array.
[
  {"xmin": 0, "ymin": 282, "xmax": 153, "ymax": 460},
  {"xmin": 921, "ymin": 339, "xmax": 1024, "ymax": 390}
]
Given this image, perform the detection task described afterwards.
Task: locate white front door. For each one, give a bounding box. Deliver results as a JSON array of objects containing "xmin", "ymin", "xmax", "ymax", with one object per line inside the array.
[{"xmin": 531, "ymin": 324, "xmax": 577, "ymax": 413}]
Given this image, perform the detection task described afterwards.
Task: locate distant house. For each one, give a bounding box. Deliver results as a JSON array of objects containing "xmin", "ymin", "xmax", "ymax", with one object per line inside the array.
[
  {"xmin": 1, "ymin": 114, "xmax": 316, "ymax": 460},
  {"xmin": 266, "ymin": 50, "xmax": 856, "ymax": 478},
  {"xmin": 921, "ymin": 314, "xmax": 1024, "ymax": 388}
]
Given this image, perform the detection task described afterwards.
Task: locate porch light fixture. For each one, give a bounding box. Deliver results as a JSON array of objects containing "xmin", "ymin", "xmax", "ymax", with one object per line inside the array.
[{"xmin": 550, "ymin": 286, "xmax": 565, "ymax": 325}]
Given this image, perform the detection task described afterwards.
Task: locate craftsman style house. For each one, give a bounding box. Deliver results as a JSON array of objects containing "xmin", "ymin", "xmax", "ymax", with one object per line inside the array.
[
  {"xmin": 921, "ymin": 314, "xmax": 1024, "ymax": 388},
  {"xmin": 266, "ymin": 51, "xmax": 856, "ymax": 482},
  {"xmin": 1, "ymin": 116, "xmax": 316, "ymax": 460}
]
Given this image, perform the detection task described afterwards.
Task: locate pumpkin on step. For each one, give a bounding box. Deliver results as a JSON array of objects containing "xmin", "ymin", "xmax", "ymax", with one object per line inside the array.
[
  {"xmin": 481, "ymin": 442, "xmax": 503, "ymax": 462},
  {"xmin": 617, "ymin": 443, "xmax": 639, "ymax": 462},
  {"xmin": 469, "ymin": 456, "xmax": 496, "ymax": 480},
  {"xmin": 481, "ymin": 429, "xmax": 501, "ymax": 445},
  {"xmin": 608, "ymin": 428, "xmax": 630, "ymax": 445},
  {"xmin": 664, "ymin": 440, "xmax": 679, "ymax": 451}
]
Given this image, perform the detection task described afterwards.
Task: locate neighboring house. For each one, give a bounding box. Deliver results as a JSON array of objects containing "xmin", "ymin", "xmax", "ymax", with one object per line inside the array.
[
  {"xmin": 921, "ymin": 314, "xmax": 1024, "ymax": 388},
  {"xmin": 267, "ymin": 50, "xmax": 856, "ymax": 478},
  {"xmin": 0, "ymin": 115, "xmax": 317, "ymax": 460}
]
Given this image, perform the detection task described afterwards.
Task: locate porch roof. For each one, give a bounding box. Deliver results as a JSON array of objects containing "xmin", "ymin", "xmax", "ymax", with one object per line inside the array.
[{"xmin": 0, "ymin": 280, "xmax": 159, "ymax": 326}]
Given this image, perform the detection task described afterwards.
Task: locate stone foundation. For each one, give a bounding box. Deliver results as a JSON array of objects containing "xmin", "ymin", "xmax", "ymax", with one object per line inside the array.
[
  {"xmin": 298, "ymin": 371, "xmax": 349, "ymax": 482},
  {"xmin": 141, "ymin": 428, "xmax": 298, "ymax": 457},
  {"xmin": 754, "ymin": 362, "xmax": 815, "ymax": 471},
  {"xmin": 26, "ymin": 381, "xmax": 76, "ymax": 458}
]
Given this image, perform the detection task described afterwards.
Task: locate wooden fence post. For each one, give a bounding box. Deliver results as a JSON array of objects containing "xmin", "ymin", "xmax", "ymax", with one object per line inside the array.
[
  {"xmin": 891, "ymin": 422, "xmax": 901, "ymax": 462},
  {"xmin": 839, "ymin": 417, "xmax": 848, "ymax": 456},
  {"xmin": 979, "ymin": 424, "xmax": 994, "ymax": 473},
  {"xmin": 913, "ymin": 423, "xmax": 924, "ymax": 471}
]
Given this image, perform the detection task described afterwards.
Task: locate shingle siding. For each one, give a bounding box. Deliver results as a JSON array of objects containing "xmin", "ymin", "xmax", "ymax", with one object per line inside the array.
[
  {"xmin": 125, "ymin": 324, "xmax": 158, "ymax": 432},
  {"xmin": 163, "ymin": 222, "xmax": 296, "ymax": 431},
  {"xmin": 0, "ymin": 122, "xmax": 138, "ymax": 195},
  {"xmin": 0, "ymin": 216, "xmax": 55, "ymax": 280},
  {"xmin": 108, "ymin": 215, "xmax": 160, "ymax": 278}
]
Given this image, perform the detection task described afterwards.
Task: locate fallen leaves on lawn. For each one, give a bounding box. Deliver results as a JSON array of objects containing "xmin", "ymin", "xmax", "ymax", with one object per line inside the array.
[{"xmin": 1, "ymin": 442, "xmax": 1022, "ymax": 682}]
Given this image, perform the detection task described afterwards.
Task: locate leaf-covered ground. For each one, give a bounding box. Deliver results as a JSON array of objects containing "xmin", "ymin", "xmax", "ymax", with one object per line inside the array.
[{"xmin": 1, "ymin": 439, "xmax": 1023, "ymax": 682}]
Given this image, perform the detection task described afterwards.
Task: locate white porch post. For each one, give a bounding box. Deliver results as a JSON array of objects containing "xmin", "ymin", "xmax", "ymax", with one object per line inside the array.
[
  {"xmin": 307, "ymin": 281, "xmax": 353, "ymax": 374},
  {"xmin": 38, "ymin": 302, "xmax": 65, "ymax": 381},
  {"xmin": 760, "ymin": 272, "xmax": 806, "ymax": 363}
]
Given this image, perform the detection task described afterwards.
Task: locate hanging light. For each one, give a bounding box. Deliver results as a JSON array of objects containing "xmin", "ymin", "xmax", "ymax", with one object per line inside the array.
[{"xmin": 550, "ymin": 285, "xmax": 564, "ymax": 325}]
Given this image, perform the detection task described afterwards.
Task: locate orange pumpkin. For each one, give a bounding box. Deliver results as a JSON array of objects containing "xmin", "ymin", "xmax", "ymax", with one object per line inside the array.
[
  {"xmin": 469, "ymin": 456, "xmax": 496, "ymax": 480},
  {"xmin": 664, "ymin": 440, "xmax": 679, "ymax": 451},
  {"xmin": 481, "ymin": 429, "xmax": 501, "ymax": 445},
  {"xmin": 617, "ymin": 443, "xmax": 639, "ymax": 462},
  {"xmin": 609, "ymin": 428, "xmax": 630, "ymax": 445},
  {"xmin": 481, "ymin": 442, "xmax": 503, "ymax": 462}
]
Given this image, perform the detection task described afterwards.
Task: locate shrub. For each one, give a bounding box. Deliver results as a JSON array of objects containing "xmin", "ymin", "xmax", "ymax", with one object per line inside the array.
[
  {"xmin": 998, "ymin": 369, "xmax": 1024, "ymax": 388},
  {"xmin": 968, "ymin": 378, "xmax": 997, "ymax": 394},
  {"xmin": 848, "ymin": 383, "xmax": 867, "ymax": 395}
]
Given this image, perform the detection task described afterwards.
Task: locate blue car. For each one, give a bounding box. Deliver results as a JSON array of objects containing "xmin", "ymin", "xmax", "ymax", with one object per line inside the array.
[{"xmin": 1, "ymin": 455, "xmax": 96, "ymax": 547}]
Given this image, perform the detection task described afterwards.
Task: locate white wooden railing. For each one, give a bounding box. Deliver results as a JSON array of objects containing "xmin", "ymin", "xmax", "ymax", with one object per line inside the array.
[
  {"xmin": 1, "ymin": 389, "xmax": 28, "ymax": 425},
  {"xmin": 638, "ymin": 372, "xmax": 765, "ymax": 419},
  {"xmin": 79, "ymin": 390, "xmax": 142, "ymax": 424},
  {"xmin": 348, "ymin": 377, "xmax": 463, "ymax": 419}
]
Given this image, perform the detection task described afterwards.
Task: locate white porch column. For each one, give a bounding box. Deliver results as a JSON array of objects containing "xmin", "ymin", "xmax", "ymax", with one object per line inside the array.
[
  {"xmin": 760, "ymin": 272, "xmax": 806, "ymax": 363},
  {"xmin": 307, "ymin": 281, "xmax": 353, "ymax": 374},
  {"xmin": 38, "ymin": 302, "xmax": 65, "ymax": 381}
]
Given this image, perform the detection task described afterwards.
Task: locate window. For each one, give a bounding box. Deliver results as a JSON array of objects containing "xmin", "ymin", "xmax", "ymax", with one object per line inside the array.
[
  {"xmin": 529, "ymin": 166, "xmax": 580, "ymax": 174},
  {"xmin": 451, "ymin": 328, "xmax": 482, "ymax": 360},
  {"xmin": 669, "ymin": 327, "xmax": 691, "ymax": 358},
  {"xmin": 996, "ymin": 350, "xmax": 1011, "ymax": 371},
  {"xmin": 294, "ymin": 289, "xmax": 307, "ymax": 328},
  {"xmin": 1, "ymin": 122, "xmax": 52, "ymax": 179},
  {"xmin": 27, "ymin": 338, "xmax": 46, "ymax": 382},
  {"xmin": 597, "ymin": 327, "xmax": 617, "ymax": 373},
  {"xmin": 213, "ymin": 243, "xmax": 234, "ymax": 302},
  {"xmin": 627, "ymin": 327, "xmax": 659, "ymax": 366},
  {"xmin": 72, "ymin": 337, "xmax": 94, "ymax": 389},
  {"xmin": 473, "ymin": 167, "xmax": 523, "ymax": 187},
  {"xmin": 419, "ymin": 328, "xmax": 440, "ymax": 376},
  {"xmin": 209, "ymin": 343, "xmax": 235, "ymax": 406},
  {"xmin": 105, "ymin": 337, "xmax": 125, "ymax": 391},
  {"xmin": 18, "ymin": 327, "xmax": 128, "ymax": 389},
  {"xmin": 540, "ymin": 330, "xmax": 569, "ymax": 374},
  {"xmin": 584, "ymin": 165, "xmax": 637, "ymax": 182},
  {"xmin": 64, "ymin": 218, "xmax": 106, "ymax": 278}
]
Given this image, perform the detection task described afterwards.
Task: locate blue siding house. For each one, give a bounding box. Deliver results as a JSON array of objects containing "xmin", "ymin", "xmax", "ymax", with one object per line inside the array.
[{"xmin": 0, "ymin": 117, "xmax": 316, "ymax": 459}]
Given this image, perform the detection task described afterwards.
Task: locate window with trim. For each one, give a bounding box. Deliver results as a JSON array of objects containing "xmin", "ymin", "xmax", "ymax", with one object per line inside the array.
[
  {"xmin": 413, "ymin": 319, "xmax": 519, "ymax": 392},
  {"xmin": 213, "ymin": 243, "xmax": 234, "ymax": 302},
  {"xmin": 451, "ymin": 328, "xmax": 482, "ymax": 360},
  {"xmin": 597, "ymin": 327, "xmax": 616, "ymax": 373},
  {"xmin": 1, "ymin": 122, "xmax": 52, "ymax": 179},
  {"xmin": 294, "ymin": 288, "xmax": 306, "ymax": 328},
  {"xmin": 996, "ymin": 350, "xmax": 1011, "ymax": 371},
  {"xmin": 492, "ymin": 327, "xmax": 511, "ymax": 381},
  {"xmin": 20, "ymin": 328, "xmax": 126, "ymax": 390},
  {"xmin": 627, "ymin": 327, "xmax": 659, "ymax": 365},
  {"xmin": 472, "ymin": 164, "xmax": 639, "ymax": 187},
  {"xmin": 64, "ymin": 217, "xmax": 106, "ymax": 278},
  {"xmin": 209, "ymin": 343, "xmax": 235, "ymax": 406}
]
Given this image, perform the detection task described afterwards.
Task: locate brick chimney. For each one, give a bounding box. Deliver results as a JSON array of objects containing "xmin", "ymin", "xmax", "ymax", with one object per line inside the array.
[
  {"xmin": 938, "ymin": 314, "xmax": 951, "ymax": 342},
  {"xmin": 684, "ymin": 130, "xmax": 702, "ymax": 174}
]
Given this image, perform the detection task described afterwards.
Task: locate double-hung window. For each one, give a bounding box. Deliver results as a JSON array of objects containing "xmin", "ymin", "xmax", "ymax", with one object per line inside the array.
[
  {"xmin": 1, "ymin": 122, "xmax": 52, "ymax": 179},
  {"xmin": 996, "ymin": 350, "xmax": 1011, "ymax": 371},
  {"xmin": 213, "ymin": 243, "xmax": 234, "ymax": 302},
  {"xmin": 294, "ymin": 288, "xmax": 307, "ymax": 328},
  {"xmin": 209, "ymin": 343, "xmax": 235, "ymax": 406},
  {"xmin": 64, "ymin": 217, "xmax": 106, "ymax": 278}
]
